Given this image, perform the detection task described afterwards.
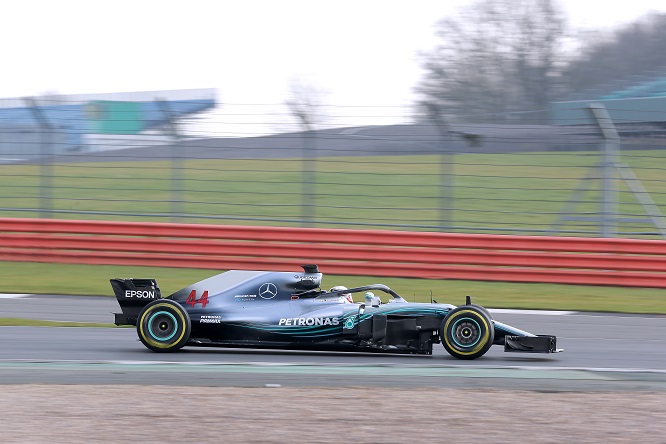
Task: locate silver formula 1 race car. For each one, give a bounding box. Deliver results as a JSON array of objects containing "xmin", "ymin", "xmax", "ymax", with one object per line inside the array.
[{"xmin": 112, "ymin": 264, "xmax": 561, "ymax": 360}]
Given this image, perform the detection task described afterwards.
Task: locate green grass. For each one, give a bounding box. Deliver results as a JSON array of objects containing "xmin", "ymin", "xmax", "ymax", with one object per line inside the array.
[
  {"xmin": 1, "ymin": 151, "xmax": 665, "ymax": 235},
  {"xmin": 2, "ymin": 261, "xmax": 665, "ymax": 315},
  {"xmin": 0, "ymin": 318, "xmax": 116, "ymax": 328}
]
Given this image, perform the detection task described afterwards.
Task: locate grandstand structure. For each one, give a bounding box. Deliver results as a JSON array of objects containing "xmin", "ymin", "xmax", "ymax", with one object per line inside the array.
[
  {"xmin": 551, "ymin": 74, "xmax": 666, "ymax": 128},
  {"xmin": 0, "ymin": 88, "xmax": 216, "ymax": 162},
  {"xmin": 597, "ymin": 77, "xmax": 666, "ymax": 100}
]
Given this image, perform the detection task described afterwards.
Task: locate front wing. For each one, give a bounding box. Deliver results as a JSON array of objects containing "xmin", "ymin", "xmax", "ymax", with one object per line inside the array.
[{"xmin": 504, "ymin": 335, "xmax": 562, "ymax": 353}]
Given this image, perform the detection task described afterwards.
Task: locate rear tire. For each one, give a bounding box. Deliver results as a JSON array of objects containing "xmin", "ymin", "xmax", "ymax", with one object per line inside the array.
[
  {"xmin": 441, "ymin": 306, "xmax": 494, "ymax": 360},
  {"xmin": 137, "ymin": 299, "xmax": 191, "ymax": 352}
]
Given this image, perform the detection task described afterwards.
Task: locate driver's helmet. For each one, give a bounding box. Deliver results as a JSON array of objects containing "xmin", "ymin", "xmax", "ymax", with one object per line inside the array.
[{"xmin": 330, "ymin": 285, "xmax": 353, "ymax": 303}]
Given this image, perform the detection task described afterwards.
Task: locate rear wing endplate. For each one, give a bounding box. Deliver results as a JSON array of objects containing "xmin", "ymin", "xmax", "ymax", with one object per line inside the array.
[{"xmin": 110, "ymin": 278, "xmax": 162, "ymax": 326}]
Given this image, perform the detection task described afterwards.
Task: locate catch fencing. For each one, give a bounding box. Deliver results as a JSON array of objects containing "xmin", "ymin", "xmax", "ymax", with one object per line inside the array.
[
  {"xmin": 1, "ymin": 217, "xmax": 666, "ymax": 288},
  {"xmin": 1, "ymin": 97, "xmax": 666, "ymax": 239}
]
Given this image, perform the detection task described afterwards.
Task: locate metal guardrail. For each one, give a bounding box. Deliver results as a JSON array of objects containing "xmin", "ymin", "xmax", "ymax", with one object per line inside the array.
[{"xmin": 1, "ymin": 217, "xmax": 666, "ymax": 288}]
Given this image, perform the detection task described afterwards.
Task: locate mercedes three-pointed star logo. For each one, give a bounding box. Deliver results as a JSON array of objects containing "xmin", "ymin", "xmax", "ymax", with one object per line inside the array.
[{"xmin": 258, "ymin": 282, "xmax": 278, "ymax": 299}]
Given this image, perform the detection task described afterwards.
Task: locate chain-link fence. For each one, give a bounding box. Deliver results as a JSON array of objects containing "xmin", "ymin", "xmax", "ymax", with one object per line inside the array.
[{"xmin": 1, "ymin": 94, "xmax": 665, "ymax": 238}]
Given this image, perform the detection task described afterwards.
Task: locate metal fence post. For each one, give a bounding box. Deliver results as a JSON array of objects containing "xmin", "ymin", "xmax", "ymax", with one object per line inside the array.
[
  {"xmin": 439, "ymin": 147, "xmax": 454, "ymax": 232},
  {"xmin": 589, "ymin": 104, "xmax": 619, "ymax": 237},
  {"xmin": 156, "ymin": 98, "xmax": 183, "ymax": 222},
  {"xmin": 552, "ymin": 103, "xmax": 666, "ymax": 238},
  {"xmin": 301, "ymin": 129, "xmax": 316, "ymax": 227},
  {"xmin": 426, "ymin": 103, "xmax": 454, "ymax": 231},
  {"xmin": 24, "ymin": 97, "xmax": 53, "ymax": 218}
]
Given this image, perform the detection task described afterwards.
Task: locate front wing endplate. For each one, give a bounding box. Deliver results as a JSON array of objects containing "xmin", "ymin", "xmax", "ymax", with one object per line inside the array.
[{"xmin": 504, "ymin": 335, "xmax": 562, "ymax": 353}]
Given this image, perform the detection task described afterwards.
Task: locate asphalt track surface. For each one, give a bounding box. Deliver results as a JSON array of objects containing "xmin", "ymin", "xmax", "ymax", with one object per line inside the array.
[{"xmin": 2, "ymin": 294, "xmax": 666, "ymax": 390}]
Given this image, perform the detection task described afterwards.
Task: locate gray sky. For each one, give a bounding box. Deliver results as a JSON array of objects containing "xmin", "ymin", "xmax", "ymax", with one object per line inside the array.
[{"xmin": 2, "ymin": 0, "xmax": 665, "ymax": 135}]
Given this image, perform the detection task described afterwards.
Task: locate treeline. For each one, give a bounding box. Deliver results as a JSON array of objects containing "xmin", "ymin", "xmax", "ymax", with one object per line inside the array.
[
  {"xmin": 562, "ymin": 13, "xmax": 666, "ymax": 98},
  {"xmin": 416, "ymin": 0, "xmax": 666, "ymax": 123}
]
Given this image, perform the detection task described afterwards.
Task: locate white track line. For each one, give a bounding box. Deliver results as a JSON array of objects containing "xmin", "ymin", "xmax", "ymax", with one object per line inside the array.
[{"xmin": 489, "ymin": 309, "xmax": 575, "ymax": 316}]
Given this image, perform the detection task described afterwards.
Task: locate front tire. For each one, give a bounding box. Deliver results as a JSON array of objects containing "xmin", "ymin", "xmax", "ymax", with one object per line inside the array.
[
  {"xmin": 137, "ymin": 299, "xmax": 191, "ymax": 352},
  {"xmin": 441, "ymin": 306, "xmax": 494, "ymax": 360}
]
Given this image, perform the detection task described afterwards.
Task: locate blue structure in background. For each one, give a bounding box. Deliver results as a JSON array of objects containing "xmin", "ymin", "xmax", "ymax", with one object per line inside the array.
[
  {"xmin": 597, "ymin": 77, "xmax": 666, "ymax": 100},
  {"xmin": 0, "ymin": 89, "xmax": 216, "ymax": 153},
  {"xmin": 551, "ymin": 75, "xmax": 666, "ymax": 126}
]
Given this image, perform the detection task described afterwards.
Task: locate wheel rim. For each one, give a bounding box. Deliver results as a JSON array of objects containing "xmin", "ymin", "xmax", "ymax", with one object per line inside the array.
[
  {"xmin": 451, "ymin": 317, "xmax": 481, "ymax": 348},
  {"xmin": 147, "ymin": 311, "xmax": 178, "ymax": 342}
]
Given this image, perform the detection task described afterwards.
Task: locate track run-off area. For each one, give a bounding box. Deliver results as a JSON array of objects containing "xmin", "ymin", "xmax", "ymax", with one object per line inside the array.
[{"xmin": 2, "ymin": 294, "xmax": 665, "ymax": 391}]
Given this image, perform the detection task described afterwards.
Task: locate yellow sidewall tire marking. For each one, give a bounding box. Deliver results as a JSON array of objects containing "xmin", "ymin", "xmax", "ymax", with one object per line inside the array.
[
  {"xmin": 444, "ymin": 309, "xmax": 490, "ymax": 356},
  {"xmin": 139, "ymin": 303, "xmax": 187, "ymax": 349}
]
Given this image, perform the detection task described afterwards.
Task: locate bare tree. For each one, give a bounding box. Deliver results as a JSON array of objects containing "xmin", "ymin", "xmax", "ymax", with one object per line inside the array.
[
  {"xmin": 416, "ymin": 0, "xmax": 567, "ymax": 123},
  {"xmin": 285, "ymin": 78, "xmax": 327, "ymax": 132},
  {"xmin": 285, "ymin": 78, "xmax": 328, "ymax": 227},
  {"xmin": 39, "ymin": 90, "xmax": 68, "ymax": 106},
  {"xmin": 561, "ymin": 13, "xmax": 666, "ymax": 99}
]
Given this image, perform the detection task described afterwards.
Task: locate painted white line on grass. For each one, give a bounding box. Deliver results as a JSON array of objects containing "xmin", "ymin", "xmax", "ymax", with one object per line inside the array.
[{"xmin": 489, "ymin": 309, "xmax": 575, "ymax": 316}]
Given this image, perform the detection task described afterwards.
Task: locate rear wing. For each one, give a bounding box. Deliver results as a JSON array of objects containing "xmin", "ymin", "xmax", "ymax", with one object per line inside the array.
[{"xmin": 110, "ymin": 278, "xmax": 163, "ymax": 326}]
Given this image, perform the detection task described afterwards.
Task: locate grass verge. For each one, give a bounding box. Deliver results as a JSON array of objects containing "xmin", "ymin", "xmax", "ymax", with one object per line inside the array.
[
  {"xmin": 2, "ymin": 261, "xmax": 665, "ymax": 314},
  {"xmin": 0, "ymin": 318, "xmax": 116, "ymax": 328},
  {"xmin": 1, "ymin": 151, "xmax": 665, "ymax": 236}
]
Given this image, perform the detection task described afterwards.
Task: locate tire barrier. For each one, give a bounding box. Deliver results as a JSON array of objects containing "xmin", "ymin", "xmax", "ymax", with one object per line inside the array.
[{"xmin": 1, "ymin": 217, "xmax": 666, "ymax": 287}]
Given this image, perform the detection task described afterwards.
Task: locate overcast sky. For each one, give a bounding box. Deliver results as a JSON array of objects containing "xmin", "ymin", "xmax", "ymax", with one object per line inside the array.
[{"xmin": 1, "ymin": 0, "xmax": 665, "ymax": 134}]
